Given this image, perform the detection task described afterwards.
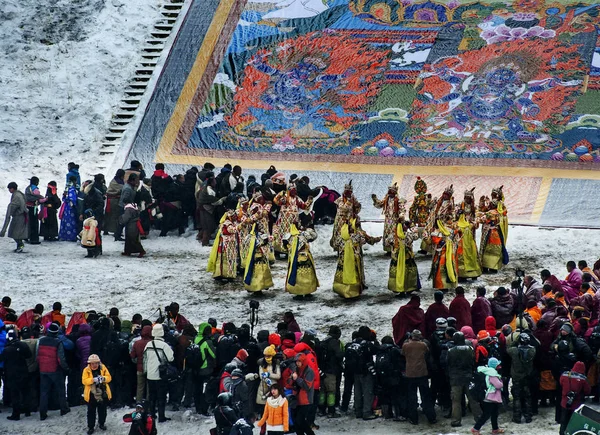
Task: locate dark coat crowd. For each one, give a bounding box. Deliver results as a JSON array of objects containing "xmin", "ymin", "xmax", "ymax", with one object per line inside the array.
[{"xmin": 1, "ymin": 263, "xmax": 600, "ymax": 435}]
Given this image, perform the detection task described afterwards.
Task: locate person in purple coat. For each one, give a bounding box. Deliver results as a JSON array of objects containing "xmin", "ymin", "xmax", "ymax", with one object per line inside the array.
[
  {"xmin": 76, "ymin": 324, "xmax": 93, "ymax": 372},
  {"xmin": 471, "ymin": 287, "xmax": 492, "ymax": 334}
]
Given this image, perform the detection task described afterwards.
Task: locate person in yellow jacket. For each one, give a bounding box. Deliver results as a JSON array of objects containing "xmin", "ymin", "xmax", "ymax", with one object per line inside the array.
[
  {"xmin": 82, "ymin": 354, "xmax": 112, "ymax": 434},
  {"xmin": 257, "ymin": 383, "xmax": 289, "ymax": 435}
]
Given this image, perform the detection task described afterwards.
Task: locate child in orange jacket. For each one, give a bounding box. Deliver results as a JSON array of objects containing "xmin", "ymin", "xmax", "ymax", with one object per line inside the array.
[{"xmin": 257, "ymin": 384, "xmax": 289, "ymax": 435}]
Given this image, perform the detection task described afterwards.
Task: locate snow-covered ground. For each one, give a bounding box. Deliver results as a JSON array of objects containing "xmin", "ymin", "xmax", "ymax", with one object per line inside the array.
[
  {"xmin": 1, "ymin": 222, "xmax": 599, "ymax": 434},
  {"xmin": 0, "ymin": 0, "xmax": 160, "ymax": 206}
]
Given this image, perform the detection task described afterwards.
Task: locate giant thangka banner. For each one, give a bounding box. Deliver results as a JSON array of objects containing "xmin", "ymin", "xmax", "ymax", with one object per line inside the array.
[{"xmin": 127, "ymin": 0, "xmax": 600, "ymax": 227}]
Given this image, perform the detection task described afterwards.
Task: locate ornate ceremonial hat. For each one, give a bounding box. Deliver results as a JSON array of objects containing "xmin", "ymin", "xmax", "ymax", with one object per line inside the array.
[
  {"xmin": 464, "ymin": 187, "xmax": 475, "ymax": 197},
  {"xmin": 388, "ymin": 182, "xmax": 398, "ymax": 193},
  {"xmin": 444, "ymin": 184, "xmax": 454, "ymax": 196},
  {"xmin": 344, "ymin": 179, "xmax": 353, "ymax": 191}
]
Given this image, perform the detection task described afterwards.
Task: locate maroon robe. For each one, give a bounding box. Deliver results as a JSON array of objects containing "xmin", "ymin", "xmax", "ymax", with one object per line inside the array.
[
  {"xmin": 392, "ymin": 297, "xmax": 425, "ymax": 345},
  {"xmin": 471, "ymin": 296, "xmax": 492, "ymax": 334},
  {"xmin": 449, "ymin": 294, "xmax": 472, "ymax": 330},
  {"xmin": 424, "ymin": 302, "xmax": 450, "ymax": 339},
  {"xmin": 544, "ymin": 275, "xmax": 563, "ymax": 295}
]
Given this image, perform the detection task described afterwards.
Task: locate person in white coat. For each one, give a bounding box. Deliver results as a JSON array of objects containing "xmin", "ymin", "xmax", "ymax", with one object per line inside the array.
[{"xmin": 143, "ymin": 324, "xmax": 174, "ymax": 422}]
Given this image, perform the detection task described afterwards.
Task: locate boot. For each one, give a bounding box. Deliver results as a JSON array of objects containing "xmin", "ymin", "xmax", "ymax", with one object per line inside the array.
[
  {"xmin": 85, "ymin": 250, "xmax": 94, "ymax": 258},
  {"xmin": 382, "ymin": 405, "xmax": 392, "ymax": 420},
  {"xmin": 328, "ymin": 406, "xmax": 341, "ymax": 418}
]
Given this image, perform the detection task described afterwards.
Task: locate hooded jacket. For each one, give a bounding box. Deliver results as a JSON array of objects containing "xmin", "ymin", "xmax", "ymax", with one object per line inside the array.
[
  {"xmin": 560, "ymin": 361, "xmax": 591, "ymax": 409},
  {"xmin": 194, "ymin": 322, "xmax": 216, "ymax": 375},
  {"xmin": 490, "ymin": 293, "xmax": 516, "ymax": 327},
  {"xmin": 76, "ymin": 323, "xmax": 93, "ymax": 371},
  {"xmin": 447, "ymin": 334, "xmax": 474, "ymax": 386},
  {"xmin": 130, "ymin": 325, "xmax": 152, "ymax": 372}
]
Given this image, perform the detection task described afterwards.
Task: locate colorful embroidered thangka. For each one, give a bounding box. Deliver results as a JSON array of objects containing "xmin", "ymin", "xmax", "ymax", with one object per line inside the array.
[{"xmin": 184, "ymin": 0, "xmax": 600, "ymax": 164}]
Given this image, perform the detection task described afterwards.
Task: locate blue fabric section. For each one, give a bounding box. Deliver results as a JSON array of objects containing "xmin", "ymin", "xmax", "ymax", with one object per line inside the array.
[{"xmin": 540, "ymin": 178, "xmax": 600, "ymax": 227}]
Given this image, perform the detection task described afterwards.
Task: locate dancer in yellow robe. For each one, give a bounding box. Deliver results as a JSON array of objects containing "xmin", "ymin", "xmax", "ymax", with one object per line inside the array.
[
  {"xmin": 285, "ymin": 224, "xmax": 319, "ymax": 299},
  {"xmin": 243, "ymin": 224, "xmax": 274, "ymax": 293},
  {"xmin": 372, "ymin": 182, "xmax": 406, "ymax": 255},
  {"xmin": 387, "ymin": 220, "xmax": 420, "ymax": 295},
  {"xmin": 207, "ymin": 211, "xmax": 239, "ymax": 281},
  {"xmin": 456, "ymin": 211, "xmax": 482, "ymax": 280},
  {"xmin": 333, "ymin": 219, "xmax": 381, "ymax": 299},
  {"xmin": 429, "ymin": 217, "xmax": 458, "ymax": 290}
]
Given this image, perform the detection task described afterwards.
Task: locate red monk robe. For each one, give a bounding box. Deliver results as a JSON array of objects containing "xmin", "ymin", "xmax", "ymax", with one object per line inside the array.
[
  {"xmin": 424, "ymin": 297, "xmax": 450, "ymax": 339},
  {"xmin": 449, "ymin": 289, "xmax": 472, "ymax": 330},
  {"xmin": 392, "ymin": 294, "xmax": 424, "ymax": 345}
]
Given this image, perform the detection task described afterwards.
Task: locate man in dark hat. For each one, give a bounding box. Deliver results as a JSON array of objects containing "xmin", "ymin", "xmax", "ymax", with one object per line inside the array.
[{"xmin": 24, "ymin": 176, "xmax": 47, "ymax": 244}]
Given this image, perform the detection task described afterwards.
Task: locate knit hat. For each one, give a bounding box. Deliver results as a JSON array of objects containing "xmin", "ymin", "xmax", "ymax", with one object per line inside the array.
[
  {"xmin": 152, "ymin": 324, "xmax": 164, "ymax": 338},
  {"xmin": 236, "ymin": 349, "xmax": 249, "ymax": 363},
  {"xmin": 264, "ymin": 344, "xmax": 277, "ymax": 357},
  {"xmin": 561, "ymin": 322, "xmax": 574, "ymax": 334},
  {"xmin": 231, "ymin": 369, "xmax": 243, "ymax": 378},
  {"xmin": 488, "ymin": 357, "xmax": 500, "ymax": 369},
  {"xmin": 477, "ymin": 330, "xmax": 490, "ymax": 340},
  {"xmin": 411, "ymin": 330, "xmax": 423, "ymax": 340},
  {"xmin": 436, "ymin": 318, "xmax": 448, "ymax": 328},
  {"xmin": 47, "ymin": 323, "xmax": 60, "ymax": 335},
  {"xmin": 501, "ymin": 325, "xmax": 512, "ymax": 336},
  {"xmin": 88, "ymin": 354, "xmax": 101, "ymax": 364},
  {"xmin": 268, "ymin": 333, "xmax": 281, "ymax": 347}
]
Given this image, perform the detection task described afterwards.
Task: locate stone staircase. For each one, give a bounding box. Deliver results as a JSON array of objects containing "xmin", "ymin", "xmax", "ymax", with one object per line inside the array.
[{"xmin": 96, "ymin": 0, "xmax": 189, "ymax": 171}]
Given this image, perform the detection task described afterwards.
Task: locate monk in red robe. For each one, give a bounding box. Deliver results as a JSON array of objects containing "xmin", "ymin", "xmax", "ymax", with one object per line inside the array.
[
  {"xmin": 424, "ymin": 291, "xmax": 450, "ymax": 339},
  {"xmin": 392, "ymin": 294, "xmax": 424, "ymax": 345},
  {"xmin": 449, "ymin": 286, "xmax": 472, "ymax": 330},
  {"xmin": 471, "ymin": 287, "xmax": 492, "ymax": 334}
]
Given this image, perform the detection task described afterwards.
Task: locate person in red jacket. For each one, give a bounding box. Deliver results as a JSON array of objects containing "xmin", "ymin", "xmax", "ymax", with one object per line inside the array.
[
  {"xmin": 292, "ymin": 353, "xmax": 315, "ymax": 435},
  {"xmin": 37, "ymin": 323, "xmax": 70, "ymax": 420},
  {"xmin": 130, "ymin": 325, "xmax": 152, "ymax": 402},
  {"xmin": 559, "ymin": 361, "xmax": 591, "ymax": 435}
]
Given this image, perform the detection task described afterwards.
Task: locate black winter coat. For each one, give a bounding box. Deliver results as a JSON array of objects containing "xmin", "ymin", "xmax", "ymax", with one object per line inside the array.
[
  {"xmin": 0, "ymin": 340, "xmax": 32, "ymax": 388},
  {"xmin": 321, "ymin": 336, "xmax": 344, "ymax": 375},
  {"xmin": 214, "ymin": 405, "xmax": 239, "ymax": 434},
  {"xmin": 447, "ymin": 343, "xmax": 474, "ymax": 387}
]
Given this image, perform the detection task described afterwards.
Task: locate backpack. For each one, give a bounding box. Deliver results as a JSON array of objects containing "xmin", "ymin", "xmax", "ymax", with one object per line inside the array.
[
  {"xmin": 375, "ymin": 348, "xmax": 396, "ymax": 381},
  {"xmin": 468, "ymin": 370, "xmax": 487, "ymax": 403},
  {"xmin": 589, "ymin": 330, "xmax": 600, "ymax": 355},
  {"xmin": 344, "ymin": 342, "xmax": 364, "ymax": 373},
  {"xmin": 185, "ymin": 343, "xmax": 205, "ymax": 373},
  {"xmin": 103, "ymin": 336, "xmax": 123, "ymax": 368}
]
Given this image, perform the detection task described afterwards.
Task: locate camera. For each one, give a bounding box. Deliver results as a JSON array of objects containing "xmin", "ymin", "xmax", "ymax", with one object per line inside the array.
[
  {"xmin": 566, "ymin": 391, "xmax": 576, "ymax": 407},
  {"xmin": 249, "ymin": 300, "xmax": 260, "ymax": 310},
  {"xmin": 515, "ymin": 269, "xmax": 525, "ymax": 278}
]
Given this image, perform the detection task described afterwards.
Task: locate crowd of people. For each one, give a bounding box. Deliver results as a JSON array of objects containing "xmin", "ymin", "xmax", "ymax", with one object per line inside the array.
[{"xmin": 1, "ymin": 259, "xmax": 600, "ymax": 435}]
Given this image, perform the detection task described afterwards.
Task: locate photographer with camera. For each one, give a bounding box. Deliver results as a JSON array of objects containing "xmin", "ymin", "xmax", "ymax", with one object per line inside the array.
[
  {"xmin": 164, "ymin": 302, "xmax": 190, "ymax": 333},
  {"xmin": 559, "ymin": 361, "xmax": 590, "ymax": 435}
]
